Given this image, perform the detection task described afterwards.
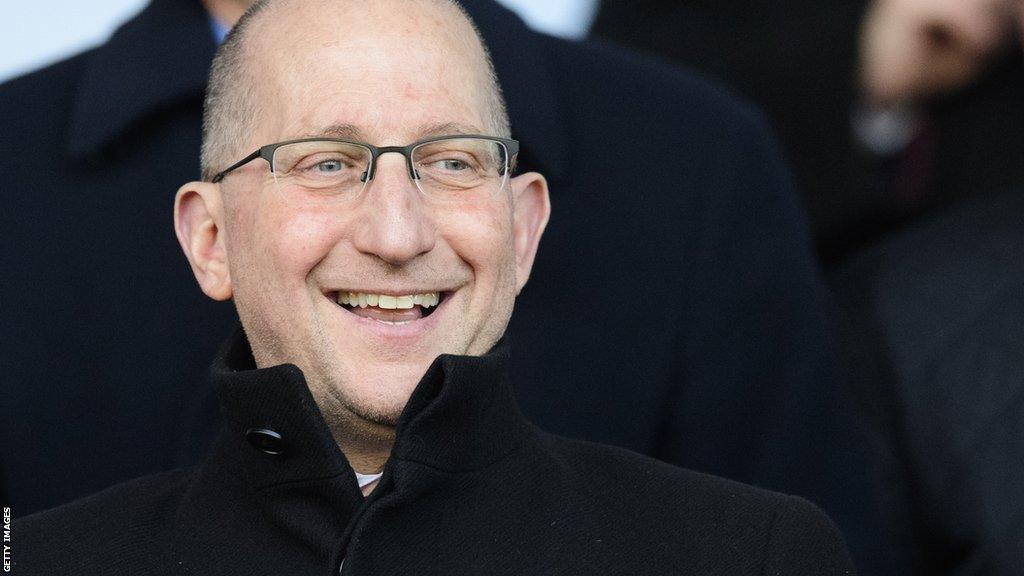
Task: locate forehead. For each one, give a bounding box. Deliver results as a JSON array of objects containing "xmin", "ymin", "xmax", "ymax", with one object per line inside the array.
[{"xmin": 248, "ymin": 0, "xmax": 489, "ymax": 143}]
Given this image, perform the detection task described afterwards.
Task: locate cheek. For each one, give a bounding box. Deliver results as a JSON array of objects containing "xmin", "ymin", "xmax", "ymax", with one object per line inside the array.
[
  {"xmin": 230, "ymin": 196, "xmax": 343, "ymax": 287},
  {"xmin": 438, "ymin": 197, "xmax": 516, "ymax": 276},
  {"xmin": 270, "ymin": 209, "xmax": 339, "ymax": 272}
]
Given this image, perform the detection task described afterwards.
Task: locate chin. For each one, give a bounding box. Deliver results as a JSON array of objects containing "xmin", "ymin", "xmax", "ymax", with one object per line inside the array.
[
  {"xmin": 325, "ymin": 357, "xmax": 436, "ymax": 425},
  {"xmin": 345, "ymin": 398, "xmax": 406, "ymax": 428}
]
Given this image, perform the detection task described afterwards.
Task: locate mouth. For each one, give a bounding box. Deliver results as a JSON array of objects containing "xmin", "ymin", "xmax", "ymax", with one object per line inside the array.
[{"xmin": 330, "ymin": 290, "xmax": 450, "ymax": 325}]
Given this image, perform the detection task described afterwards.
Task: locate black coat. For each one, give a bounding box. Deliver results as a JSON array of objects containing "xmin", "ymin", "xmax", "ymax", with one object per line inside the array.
[
  {"xmin": 0, "ymin": 0, "xmax": 882, "ymax": 568},
  {"xmin": 833, "ymin": 190, "xmax": 1024, "ymax": 575},
  {"xmin": 15, "ymin": 332, "xmax": 856, "ymax": 575}
]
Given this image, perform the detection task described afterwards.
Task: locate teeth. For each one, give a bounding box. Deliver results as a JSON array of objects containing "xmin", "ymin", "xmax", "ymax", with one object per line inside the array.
[{"xmin": 338, "ymin": 291, "xmax": 441, "ymax": 310}]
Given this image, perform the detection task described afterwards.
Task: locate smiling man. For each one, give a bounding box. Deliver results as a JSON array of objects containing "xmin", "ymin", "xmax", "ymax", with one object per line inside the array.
[
  {"xmin": 15, "ymin": 0, "xmax": 854, "ymax": 573},
  {"xmin": 177, "ymin": 0, "xmax": 548, "ymax": 479}
]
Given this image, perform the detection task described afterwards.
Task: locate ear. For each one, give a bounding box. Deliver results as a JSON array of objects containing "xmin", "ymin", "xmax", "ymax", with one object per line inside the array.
[
  {"xmin": 174, "ymin": 181, "xmax": 233, "ymax": 301},
  {"xmin": 509, "ymin": 171, "xmax": 551, "ymax": 295}
]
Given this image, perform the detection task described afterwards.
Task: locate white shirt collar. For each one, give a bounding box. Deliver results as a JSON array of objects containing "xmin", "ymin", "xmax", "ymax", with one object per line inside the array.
[{"xmin": 355, "ymin": 471, "xmax": 383, "ymax": 489}]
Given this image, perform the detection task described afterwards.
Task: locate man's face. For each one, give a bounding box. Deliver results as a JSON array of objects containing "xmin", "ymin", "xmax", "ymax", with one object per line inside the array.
[{"xmin": 177, "ymin": 1, "xmax": 548, "ymax": 427}]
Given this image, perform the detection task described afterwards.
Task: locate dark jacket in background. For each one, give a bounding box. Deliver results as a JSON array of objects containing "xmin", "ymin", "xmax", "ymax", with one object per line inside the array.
[
  {"xmin": 592, "ymin": 0, "xmax": 872, "ymax": 259},
  {"xmin": 592, "ymin": 0, "xmax": 1024, "ymax": 263},
  {"xmin": 834, "ymin": 190, "xmax": 1024, "ymax": 575},
  {"xmin": 0, "ymin": 0, "xmax": 883, "ymax": 568},
  {"xmin": 15, "ymin": 333, "xmax": 856, "ymax": 575}
]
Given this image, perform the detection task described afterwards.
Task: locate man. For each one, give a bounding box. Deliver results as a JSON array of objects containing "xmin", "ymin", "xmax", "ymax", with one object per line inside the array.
[
  {"xmin": 15, "ymin": 1, "xmax": 855, "ymax": 573},
  {"xmin": 0, "ymin": 0, "xmax": 882, "ymax": 569},
  {"xmin": 834, "ymin": 5, "xmax": 1024, "ymax": 572}
]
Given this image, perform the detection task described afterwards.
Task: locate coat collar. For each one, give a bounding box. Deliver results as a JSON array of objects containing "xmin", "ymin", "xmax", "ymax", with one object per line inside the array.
[
  {"xmin": 174, "ymin": 328, "xmax": 532, "ymax": 571},
  {"xmin": 64, "ymin": 0, "xmax": 568, "ymax": 179},
  {"xmin": 211, "ymin": 328, "xmax": 531, "ymax": 493},
  {"xmin": 65, "ymin": 0, "xmax": 216, "ymax": 158}
]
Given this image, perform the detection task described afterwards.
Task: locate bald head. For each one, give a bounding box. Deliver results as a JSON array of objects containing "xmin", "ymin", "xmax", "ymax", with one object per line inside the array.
[{"xmin": 200, "ymin": 0, "xmax": 511, "ymax": 181}]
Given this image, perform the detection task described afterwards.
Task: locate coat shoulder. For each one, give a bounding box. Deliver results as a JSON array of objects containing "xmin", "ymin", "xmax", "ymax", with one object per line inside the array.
[
  {"xmin": 539, "ymin": 434, "xmax": 856, "ymax": 574},
  {"xmin": 761, "ymin": 492, "xmax": 858, "ymax": 575},
  {"xmin": 0, "ymin": 51, "xmax": 89, "ymax": 130},
  {"xmin": 0, "ymin": 50, "xmax": 93, "ymax": 167},
  {"xmin": 12, "ymin": 468, "xmax": 193, "ymax": 575}
]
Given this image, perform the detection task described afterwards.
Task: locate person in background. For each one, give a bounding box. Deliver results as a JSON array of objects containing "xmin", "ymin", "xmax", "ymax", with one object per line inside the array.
[
  {"xmin": 0, "ymin": 0, "xmax": 883, "ymax": 570},
  {"xmin": 834, "ymin": 1, "xmax": 1024, "ymax": 573},
  {"xmin": 859, "ymin": 0, "xmax": 1020, "ymax": 105},
  {"xmin": 592, "ymin": 0, "xmax": 1024, "ymax": 265},
  {"xmin": 855, "ymin": 0, "xmax": 1024, "ymax": 255}
]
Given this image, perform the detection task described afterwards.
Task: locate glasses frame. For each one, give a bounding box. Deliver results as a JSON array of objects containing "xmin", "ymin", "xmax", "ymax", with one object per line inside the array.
[{"xmin": 209, "ymin": 134, "xmax": 520, "ymax": 188}]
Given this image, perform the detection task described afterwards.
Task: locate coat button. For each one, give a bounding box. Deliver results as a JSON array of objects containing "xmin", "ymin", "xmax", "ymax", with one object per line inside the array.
[{"xmin": 245, "ymin": 428, "xmax": 285, "ymax": 455}]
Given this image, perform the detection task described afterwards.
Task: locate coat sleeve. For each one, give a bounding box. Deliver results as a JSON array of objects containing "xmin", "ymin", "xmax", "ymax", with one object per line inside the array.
[{"xmin": 760, "ymin": 495, "xmax": 858, "ymax": 575}]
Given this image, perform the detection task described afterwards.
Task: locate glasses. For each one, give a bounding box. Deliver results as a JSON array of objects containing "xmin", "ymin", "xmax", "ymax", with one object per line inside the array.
[{"xmin": 210, "ymin": 134, "xmax": 519, "ymax": 199}]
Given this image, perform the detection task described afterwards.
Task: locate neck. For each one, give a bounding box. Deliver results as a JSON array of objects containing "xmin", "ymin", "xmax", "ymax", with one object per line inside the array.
[{"xmin": 325, "ymin": 410, "xmax": 395, "ymax": 475}]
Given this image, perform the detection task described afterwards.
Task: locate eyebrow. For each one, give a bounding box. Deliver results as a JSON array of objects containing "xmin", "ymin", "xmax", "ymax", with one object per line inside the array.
[
  {"xmin": 311, "ymin": 123, "xmax": 364, "ymax": 140},
  {"xmin": 417, "ymin": 121, "xmax": 485, "ymax": 138},
  {"xmin": 306, "ymin": 121, "xmax": 486, "ymax": 143}
]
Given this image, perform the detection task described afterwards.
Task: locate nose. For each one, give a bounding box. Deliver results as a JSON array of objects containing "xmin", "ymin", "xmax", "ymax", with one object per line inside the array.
[{"xmin": 350, "ymin": 153, "xmax": 436, "ymax": 265}]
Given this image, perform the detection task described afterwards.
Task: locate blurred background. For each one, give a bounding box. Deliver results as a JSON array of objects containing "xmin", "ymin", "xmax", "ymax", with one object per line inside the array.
[{"xmin": 4, "ymin": 1, "xmax": 1023, "ymax": 574}]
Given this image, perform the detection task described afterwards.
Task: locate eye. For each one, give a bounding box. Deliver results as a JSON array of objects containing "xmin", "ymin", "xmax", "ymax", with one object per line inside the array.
[
  {"xmin": 419, "ymin": 153, "xmax": 482, "ymax": 173},
  {"xmin": 313, "ymin": 159, "xmax": 346, "ymax": 173},
  {"xmin": 292, "ymin": 153, "xmax": 358, "ymax": 175},
  {"xmin": 434, "ymin": 158, "xmax": 470, "ymax": 171}
]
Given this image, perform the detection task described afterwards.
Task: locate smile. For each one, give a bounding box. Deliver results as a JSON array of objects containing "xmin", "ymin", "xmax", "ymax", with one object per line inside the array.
[{"xmin": 334, "ymin": 291, "xmax": 447, "ymax": 324}]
